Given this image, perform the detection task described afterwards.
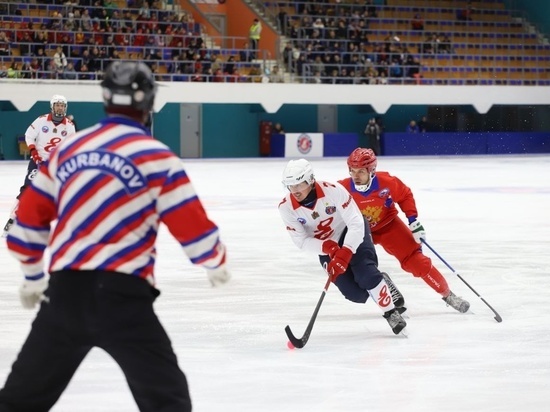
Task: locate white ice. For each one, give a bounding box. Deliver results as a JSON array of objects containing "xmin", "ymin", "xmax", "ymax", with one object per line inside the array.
[{"xmin": 1, "ymin": 155, "xmax": 549, "ymax": 412}]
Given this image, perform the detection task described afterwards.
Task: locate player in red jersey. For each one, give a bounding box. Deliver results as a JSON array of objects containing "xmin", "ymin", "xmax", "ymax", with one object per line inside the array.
[{"xmin": 338, "ymin": 148, "xmax": 469, "ymax": 313}]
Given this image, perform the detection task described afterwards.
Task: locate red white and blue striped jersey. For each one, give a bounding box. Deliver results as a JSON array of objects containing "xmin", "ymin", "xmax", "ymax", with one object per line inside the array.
[{"xmin": 7, "ymin": 116, "xmax": 226, "ymax": 284}]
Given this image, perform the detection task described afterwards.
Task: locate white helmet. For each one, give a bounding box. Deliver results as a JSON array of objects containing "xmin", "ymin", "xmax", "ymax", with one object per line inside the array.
[
  {"xmin": 50, "ymin": 94, "xmax": 68, "ymax": 120},
  {"xmin": 282, "ymin": 159, "xmax": 315, "ymax": 187}
]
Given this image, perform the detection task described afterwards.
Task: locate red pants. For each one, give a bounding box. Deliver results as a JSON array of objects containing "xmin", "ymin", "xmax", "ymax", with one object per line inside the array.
[{"xmin": 372, "ymin": 218, "xmax": 450, "ymax": 296}]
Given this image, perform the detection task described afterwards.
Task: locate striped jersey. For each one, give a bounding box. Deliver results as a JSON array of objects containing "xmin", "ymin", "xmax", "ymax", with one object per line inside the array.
[
  {"xmin": 278, "ymin": 180, "xmax": 366, "ymax": 255},
  {"xmin": 25, "ymin": 113, "xmax": 76, "ymax": 160},
  {"xmin": 7, "ymin": 116, "xmax": 226, "ymax": 284}
]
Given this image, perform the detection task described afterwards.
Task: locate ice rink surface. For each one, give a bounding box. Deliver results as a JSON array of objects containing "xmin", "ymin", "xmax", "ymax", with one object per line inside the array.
[{"xmin": 0, "ymin": 155, "xmax": 549, "ymax": 412}]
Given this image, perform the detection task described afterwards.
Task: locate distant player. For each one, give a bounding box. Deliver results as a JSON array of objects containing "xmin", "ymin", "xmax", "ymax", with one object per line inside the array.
[
  {"xmin": 2, "ymin": 94, "xmax": 75, "ymax": 237},
  {"xmin": 339, "ymin": 148, "xmax": 469, "ymax": 313},
  {"xmin": 0, "ymin": 61, "xmax": 230, "ymax": 411},
  {"xmin": 278, "ymin": 158, "xmax": 407, "ymax": 335}
]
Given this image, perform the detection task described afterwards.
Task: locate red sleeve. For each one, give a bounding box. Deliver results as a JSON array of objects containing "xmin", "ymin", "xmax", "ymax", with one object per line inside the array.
[{"xmin": 384, "ymin": 173, "xmax": 418, "ymax": 219}]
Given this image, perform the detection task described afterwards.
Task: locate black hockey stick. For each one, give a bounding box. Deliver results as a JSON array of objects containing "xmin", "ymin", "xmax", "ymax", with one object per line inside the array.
[
  {"xmin": 421, "ymin": 239, "xmax": 502, "ymax": 323},
  {"xmin": 285, "ymin": 275, "xmax": 331, "ymax": 348}
]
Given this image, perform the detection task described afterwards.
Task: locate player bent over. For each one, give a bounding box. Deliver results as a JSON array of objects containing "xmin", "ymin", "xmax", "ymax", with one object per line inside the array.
[
  {"xmin": 278, "ymin": 159, "xmax": 407, "ymax": 335},
  {"xmin": 339, "ymin": 148, "xmax": 469, "ymax": 313}
]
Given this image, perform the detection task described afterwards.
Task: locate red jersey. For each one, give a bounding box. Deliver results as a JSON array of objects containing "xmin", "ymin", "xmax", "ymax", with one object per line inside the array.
[{"xmin": 338, "ymin": 172, "xmax": 418, "ymax": 232}]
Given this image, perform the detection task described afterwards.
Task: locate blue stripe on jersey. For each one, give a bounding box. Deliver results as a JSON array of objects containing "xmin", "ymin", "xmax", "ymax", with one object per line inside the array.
[
  {"xmin": 179, "ymin": 226, "xmax": 218, "ymax": 248},
  {"xmin": 98, "ymin": 231, "xmax": 156, "ymax": 274},
  {"xmin": 189, "ymin": 240, "xmax": 219, "ymax": 264},
  {"xmin": 159, "ymin": 195, "xmax": 200, "ymax": 219},
  {"xmin": 58, "ymin": 173, "xmax": 109, "ymax": 216},
  {"xmin": 5, "ymin": 235, "xmax": 46, "ymax": 253}
]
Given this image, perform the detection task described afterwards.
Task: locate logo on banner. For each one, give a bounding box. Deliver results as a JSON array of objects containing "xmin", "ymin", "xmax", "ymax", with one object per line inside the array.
[{"xmin": 296, "ymin": 134, "xmax": 312, "ymax": 154}]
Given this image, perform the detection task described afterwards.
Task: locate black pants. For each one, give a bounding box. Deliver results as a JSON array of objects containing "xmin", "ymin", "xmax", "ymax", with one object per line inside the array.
[
  {"xmin": 17, "ymin": 159, "xmax": 39, "ymax": 199},
  {"xmin": 0, "ymin": 271, "xmax": 191, "ymax": 412},
  {"xmin": 319, "ymin": 219, "xmax": 382, "ymax": 303}
]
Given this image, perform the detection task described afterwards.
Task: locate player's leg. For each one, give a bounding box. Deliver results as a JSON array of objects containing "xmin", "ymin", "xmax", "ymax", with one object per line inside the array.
[
  {"xmin": 0, "ymin": 301, "xmax": 91, "ymax": 410},
  {"xmin": 97, "ymin": 274, "xmax": 191, "ymax": 412}
]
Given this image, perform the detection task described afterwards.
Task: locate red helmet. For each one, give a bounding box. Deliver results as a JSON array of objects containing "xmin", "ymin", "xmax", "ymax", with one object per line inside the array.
[{"xmin": 347, "ymin": 148, "xmax": 377, "ymax": 173}]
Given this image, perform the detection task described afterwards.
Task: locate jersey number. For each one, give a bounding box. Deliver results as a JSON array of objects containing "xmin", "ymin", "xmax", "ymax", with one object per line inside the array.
[
  {"xmin": 313, "ymin": 217, "xmax": 334, "ymax": 240},
  {"xmin": 44, "ymin": 137, "xmax": 62, "ymax": 152}
]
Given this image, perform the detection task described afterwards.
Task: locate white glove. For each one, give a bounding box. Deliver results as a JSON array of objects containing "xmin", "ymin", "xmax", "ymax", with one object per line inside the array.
[
  {"xmin": 19, "ymin": 276, "xmax": 49, "ymax": 309},
  {"xmin": 207, "ymin": 265, "xmax": 231, "ymax": 287},
  {"xmin": 409, "ymin": 220, "xmax": 426, "ymax": 244}
]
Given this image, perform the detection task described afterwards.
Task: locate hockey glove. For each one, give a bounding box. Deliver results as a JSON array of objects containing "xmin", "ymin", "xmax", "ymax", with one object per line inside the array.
[
  {"xmin": 207, "ymin": 265, "xmax": 231, "ymax": 287},
  {"xmin": 327, "ymin": 246, "xmax": 353, "ymax": 282},
  {"xmin": 19, "ymin": 275, "xmax": 48, "ymax": 309},
  {"xmin": 322, "ymin": 239, "xmax": 340, "ymax": 259},
  {"xmin": 28, "ymin": 144, "xmax": 43, "ymax": 164},
  {"xmin": 409, "ymin": 220, "xmax": 426, "ymax": 244}
]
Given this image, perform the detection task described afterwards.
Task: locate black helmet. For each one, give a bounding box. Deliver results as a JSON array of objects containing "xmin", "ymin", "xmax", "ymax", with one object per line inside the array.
[{"xmin": 101, "ymin": 61, "xmax": 156, "ymax": 112}]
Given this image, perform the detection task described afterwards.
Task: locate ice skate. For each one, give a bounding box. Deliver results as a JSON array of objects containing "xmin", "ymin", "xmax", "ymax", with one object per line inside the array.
[
  {"xmin": 382, "ymin": 272, "xmax": 405, "ymax": 308},
  {"xmin": 383, "ymin": 308, "xmax": 407, "ymax": 335},
  {"xmin": 443, "ymin": 291, "xmax": 470, "ymax": 313},
  {"xmin": 2, "ymin": 217, "xmax": 14, "ymax": 238}
]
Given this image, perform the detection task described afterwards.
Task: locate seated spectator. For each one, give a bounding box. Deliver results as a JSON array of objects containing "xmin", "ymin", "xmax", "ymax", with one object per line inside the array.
[
  {"xmin": 224, "ymin": 55, "xmax": 235, "ymax": 75},
  {"xmin": 405, "ymin": 55, "xmax": 421, "ymax": 78},
  {"xmin": 7, "ymin": 61, "xmax": 20, "ymax": 78},
  {"xmin": 411, "ymin": 14, "xmax": 424, "ymax": 31},
  {"xmin": 269, "ymin": 65, "xmax": 284, "ymax": 83},
  {"xmin": 389, "ymin": 59, "xmax": 403, "ymax": 78},
  {"xmin": 239, "ymin": 42, "xmax": 253, "ymax": 62},
  {"xmin": 30, "ymin": 56, "xmax": 43, "ymax": 78},
  {"xmin": 0, "ymin": 31, "xmax": 10, "ymax": 56},
  {"xmin": 62, "ymin": 62, "xmax": 78, "ymax": 80},
  {"xmin": 439, "ymin": 35, "xmax": 454, "ymax": 54},
  {"xmin": 406, "ymin": 120, "xmax": 420, "ymax": 133},
  {"xmin": 20, "ymin": 60, "xmax": 34, "ymax": 79}
]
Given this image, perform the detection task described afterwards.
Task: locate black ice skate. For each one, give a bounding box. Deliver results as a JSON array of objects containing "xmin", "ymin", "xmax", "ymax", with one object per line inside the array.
[
  {"xmin": 383, "ymin": 308, "xmax": 407, "ymax": 335},
  {"xmin": 443, "ymin": 291, "xmax": 470, "ymax": 313},
  {"xmin": 382, "ymin": 272, "xmax": 405, "ymax": 308}
]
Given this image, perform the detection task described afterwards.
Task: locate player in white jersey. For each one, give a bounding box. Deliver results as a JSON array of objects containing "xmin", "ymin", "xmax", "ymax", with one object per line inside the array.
[
  {"xmin": 1, "ymin": 62, "xmax": 230, "ymax": 412},
  {"xmin": 278, "ymin": 159, "xmax": 407, "ymax": 335},
  {"xmin": 2, "ymin": 94, "xmax": 76, "ymax": 237}
]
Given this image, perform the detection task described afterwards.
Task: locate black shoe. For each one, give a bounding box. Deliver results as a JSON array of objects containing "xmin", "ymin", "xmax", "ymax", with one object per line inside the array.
[
  {"xmin": 383, "ymin": 308, "xmax": 407, "ymax": 335},
  {"xmin": 382, "ymin": 272, "xmax": 405, "ymax": 308}
]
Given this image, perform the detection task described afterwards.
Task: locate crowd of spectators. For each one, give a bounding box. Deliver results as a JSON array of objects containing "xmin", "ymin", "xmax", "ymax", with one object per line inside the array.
[
  {"xmin": 0, "ymin": 0, "xmax": 262, "ymax": 82},
  {"xmin": 1, "ymin": 0, "xmax": 530, "ymax": 85},
  {"xmin": 279, "ymin": 1, "xmax": 432, "ymax": 84},
  {"xmin": 276, "ymin": 1, "xmax": 533, "ymax": 84}
]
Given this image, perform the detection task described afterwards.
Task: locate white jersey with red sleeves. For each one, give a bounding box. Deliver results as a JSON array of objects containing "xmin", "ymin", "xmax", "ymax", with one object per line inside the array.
[
  {"xmin": 7, "ymin": 116, "xmax": 225, "ymax": 284},
  {"xmin": 25, "ymin": 113, "xmax": 76, "ymax": 160},
  {"xmin": 278, "ymin": 180, "xmax": 366, "ymax": 255}
]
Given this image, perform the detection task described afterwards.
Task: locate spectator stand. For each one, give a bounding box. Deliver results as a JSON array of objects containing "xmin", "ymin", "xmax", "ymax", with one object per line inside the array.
[
  {"xmin": 261, "ymin": 0, "xmax": 550, "ymax": 85},
  {"xmin": 0, "ymin": 0, "xmax": 266, "ymax": 82}
]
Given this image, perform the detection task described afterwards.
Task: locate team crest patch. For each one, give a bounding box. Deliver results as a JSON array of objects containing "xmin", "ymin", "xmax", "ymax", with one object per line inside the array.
[
  {"xmin": 311, "ymin": 211, "xmax": 319, "ymax": 219},
  {"xmin": 325, "ymin": 205, "xmax": 336, "ymax": 215},
  {"xmin": 61, "ymin": 130, "xmax": 67, "ymax": 136},
  {"xmin": 297, "ymin": 134, "xmax": 312, "ymax": 154},
  {"xmin": 379, "ymin": 188, "xmax": 390, "ymax": 198},
  {"xmin": 297, "ymin": 217, "xmax": 306, "ymax": 225},
  {"xmin": 42, "ymin": 126, "xmax": 49, "ymax": 133}
]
